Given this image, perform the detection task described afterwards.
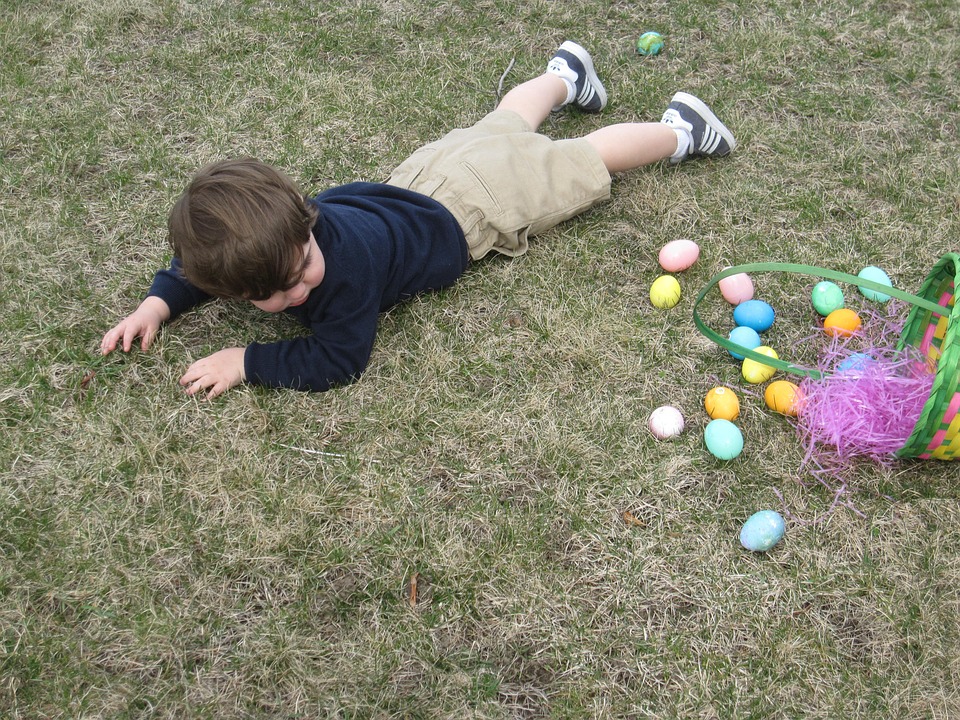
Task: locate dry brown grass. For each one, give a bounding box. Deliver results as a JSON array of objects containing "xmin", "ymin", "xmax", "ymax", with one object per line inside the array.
[{"xmin": 2, "ymin": 0, "xmax": 960, "ymax": 717}]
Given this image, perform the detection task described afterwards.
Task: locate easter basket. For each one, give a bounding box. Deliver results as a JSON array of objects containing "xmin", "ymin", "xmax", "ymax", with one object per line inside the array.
[{"xmin": 692, "ymin": 254, "xmax": 960, "ymax": 460}]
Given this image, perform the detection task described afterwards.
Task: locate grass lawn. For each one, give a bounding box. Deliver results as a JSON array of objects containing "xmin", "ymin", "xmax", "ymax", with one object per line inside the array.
[{"xmin": 2, "ymin": 0, "xmax": 960, "ymax": 717}]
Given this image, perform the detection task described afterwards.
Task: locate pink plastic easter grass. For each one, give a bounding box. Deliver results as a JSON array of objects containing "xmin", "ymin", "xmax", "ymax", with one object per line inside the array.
[
  {"xmin": 795, "ymin": 301, "xmax": 933, "ymax": 465},
  {"xmin": 779, "ymin": 301, "xmax": 935, "ymax": 523}
]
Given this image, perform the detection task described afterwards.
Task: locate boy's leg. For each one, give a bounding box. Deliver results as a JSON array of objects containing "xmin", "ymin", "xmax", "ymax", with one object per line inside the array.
[
  {"xmin": 497, "ymin": 41, "xmax": 607, "ymax": 131},
  {"xmin": 496, "ymin": 74, "xmax": 568, "ymax": 131},
  {"xmin": 585, "ymin": 93, "xmax": 737, "ymax": 173},
  {"xmin": 583, "ymin": 123, "xmax": 679, "ymax": 173}
]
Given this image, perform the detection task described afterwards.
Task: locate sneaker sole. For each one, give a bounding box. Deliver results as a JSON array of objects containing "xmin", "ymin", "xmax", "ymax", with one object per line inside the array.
[
  {"xmin": 671, "ymin": 91, "xmax": 736, "ymax": 153},
  {"xmin": 558, "ymin": 40, "xmax": 608, "ymax": 110}
]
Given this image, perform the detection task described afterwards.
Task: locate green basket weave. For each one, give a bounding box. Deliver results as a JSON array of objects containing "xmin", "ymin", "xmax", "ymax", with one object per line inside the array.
[{"xmin": 693, "ymin": 254, "xmax": 960, "ymax": 460}]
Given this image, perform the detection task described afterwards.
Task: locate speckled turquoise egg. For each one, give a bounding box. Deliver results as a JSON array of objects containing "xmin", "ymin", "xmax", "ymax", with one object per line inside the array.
[
  {"xmin": 733, "ymin": 300, "xmax": 775, "ymax": 332},
  {"xmin": 704, "ymin": 419, "xmax": 744, "ymax": 460},
  {"xmin": 739, "ymin": 510, "xmax": 786, "ymax": 552},
  {"xmin": 727, "ymin": 326, "xmax": 762, "ymax": 360},
  {"xmin": 636, "ymin": 31, "xmax": 664, "ymax": 56},
  {"xmin": 857, "ymin": 266, "xmax": 893, "ymax": 302},
  {"xmin": 811, "ymin": 281, "xmax": 845, "ymax": 316}
]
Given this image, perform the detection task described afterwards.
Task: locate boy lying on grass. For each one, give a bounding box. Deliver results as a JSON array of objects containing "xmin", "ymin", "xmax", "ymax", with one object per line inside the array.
[{"xmin": 101, "ymin": 41, "xmax": 735, "ymax": 398}]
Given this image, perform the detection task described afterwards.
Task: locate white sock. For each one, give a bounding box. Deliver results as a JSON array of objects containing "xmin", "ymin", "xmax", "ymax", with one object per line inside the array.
[
  {"xmin": 546, "ymin": 57, "xmax": 578, "ymax": 109},
  {"xmin": 671, "ymin": 127, "xmax": 692, "ymax": 162}
]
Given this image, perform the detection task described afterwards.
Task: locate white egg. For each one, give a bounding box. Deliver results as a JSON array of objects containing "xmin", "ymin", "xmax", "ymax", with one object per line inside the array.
[{"xmin": 648, "ymin": 405, "xmax": 685, "ymax": 439}]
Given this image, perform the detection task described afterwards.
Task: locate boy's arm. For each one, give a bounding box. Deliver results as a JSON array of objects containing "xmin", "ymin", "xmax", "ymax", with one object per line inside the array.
[
  {"xmin": 177, "ymin": 317, "xmax": 375, "ymax": 398},
  {"xmin": 243, "ymin": 311, "xmax": 380, "ymax": 392}
]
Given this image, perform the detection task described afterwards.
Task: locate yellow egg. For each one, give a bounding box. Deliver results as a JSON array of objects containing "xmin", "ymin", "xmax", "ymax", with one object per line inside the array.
[
  {"xmin": 823, "ymin": 308, "xmax": 862, "ymax": 337},
  {"xmin": 764, "ymin": 380, "xmax": 802, "ymax": 416},
  {"xmin": 742, "ymin": 346, "xmax": 779, "ymax": 384},
  {"xmin": 704, "ymin": 386, "xmax": 740, "ymax": 421},
  {"xmin": 650, "ymin": 275, "xmax": 682, "ymax": 309}
]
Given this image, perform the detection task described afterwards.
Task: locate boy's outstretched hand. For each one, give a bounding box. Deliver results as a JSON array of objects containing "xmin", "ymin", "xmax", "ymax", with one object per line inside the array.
[
  {"xmin": 101, "ymin": 296, "xmax": 171, "ymax": 355},
  {"xmin": 180, "ymin": 347, "xmax": 246, "ymax": 399}
]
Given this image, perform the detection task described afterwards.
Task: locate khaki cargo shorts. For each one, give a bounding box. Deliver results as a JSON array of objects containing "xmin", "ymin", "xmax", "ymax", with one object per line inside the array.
[{"xmin": 386, "ymin": 109, "xmax": 611, "ymax": 260}]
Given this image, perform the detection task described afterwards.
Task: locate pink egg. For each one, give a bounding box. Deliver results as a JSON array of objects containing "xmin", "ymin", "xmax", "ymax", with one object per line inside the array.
[
  {"xmin": 658, "ymin": 239, "xmax": 700, "ymax": 272},
  {"xmin": 719, "ymin": 271, "xmax": 754, "ymax": 305}
]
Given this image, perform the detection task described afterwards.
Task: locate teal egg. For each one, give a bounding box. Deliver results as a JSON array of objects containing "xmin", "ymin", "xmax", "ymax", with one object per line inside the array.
[
  {"xmin": 728, "ymin": 325, "xmax": 762, "ymax": 360},
  {"xmin": 857, "ymin": 266, "xmax": 892, "ymax": 302},
  {"xmin": 811, "ymin": 281, "xmax": 845, "ymax": 316},
  {"xmin": 739, "ymin": 510, "xmax": 786, "ymax": 552},
  {"xmin": 704, "ymin": 419, "xmax": 744, "ymax": 460},
  {"xmin": 733, "ymin": 300, "xmax": 775, "ymax": 332},
  {"xmin": 636, "ymin": 31, "xmax": 664, "ymax": 56}
]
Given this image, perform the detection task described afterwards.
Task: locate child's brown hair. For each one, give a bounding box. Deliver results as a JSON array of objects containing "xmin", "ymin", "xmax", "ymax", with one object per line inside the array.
[{"xmin": 168, "ymin": 158, "xmax": 318, "ymax": 300}]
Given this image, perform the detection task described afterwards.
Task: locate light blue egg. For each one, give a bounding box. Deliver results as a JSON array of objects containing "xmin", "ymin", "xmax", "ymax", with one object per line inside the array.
[
  {"xmin": 739, "ymin": 510, "xmax": 786, "ymax": 552},
  {"xmin": 837, "ymin": 352, "xmax": 875, "ymax": 374},
  {"xmin": 733, "ymin": 300, "xmax": 775, "ymax": 332},
  {"xmin": 728, "ymin": 326, "xmax": 762, "ymax": 360},
  {"xmin": 704, "ymin": 419, "xmax": 744, "ymax": 460},
  {"xmin": 857, "ymin": 266, "xmax": 892, "ymax": 302}
]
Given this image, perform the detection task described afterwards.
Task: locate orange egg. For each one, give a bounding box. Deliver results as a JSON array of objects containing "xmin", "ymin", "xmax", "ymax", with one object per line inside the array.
[
  {"xmin": 824, "ymin": 308, "xmax": 861, "ymax": 337},
  {"xmin": 704, "ymin": 386, "xmax": 740, "ymax": 421},
  {"xmin": 764, "ymin": 380, "xmax": 802, "ymax": 416}
]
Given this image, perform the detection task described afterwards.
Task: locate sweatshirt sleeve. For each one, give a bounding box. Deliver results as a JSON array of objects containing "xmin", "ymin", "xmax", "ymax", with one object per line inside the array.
[
  {"xmin": 146, "ymin": 257, "xmax": 211, "ymax": 319},
  {"xmin": 242, "ymin": 304, "xmax": 381, "ymax": 392}
]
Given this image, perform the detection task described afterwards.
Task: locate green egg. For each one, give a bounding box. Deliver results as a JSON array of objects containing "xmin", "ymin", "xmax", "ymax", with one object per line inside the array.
[{"xmin": 811, "ymin": 281, "xmax": 844, "ymax": 316}]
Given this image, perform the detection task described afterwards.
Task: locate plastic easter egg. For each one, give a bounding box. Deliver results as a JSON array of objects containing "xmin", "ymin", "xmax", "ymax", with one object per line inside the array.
[
  {"xmin": 648, "ymin": 405, "xmax": 684, "ymax": 440},
  {"xmin": 727, "ymin": 325, "xmax": 762, "ymax": 360},
  {"xmin": 733, "ymin": 300, "xmax": 775, "ymax": 332},
  {"xmin": 719, "ymin": 271, "xmax": 754, "ymax": 305},
  {"xmin": 649, "ymin": 275, "xmax": 682, "ymax": 309},
  {"xmin": 764, "ymin": 380, "xmax": 801, "ymax": 416},
  {"xmin": 658, "ymin": 239, "xmax": 700, "ymax": 272},
  {"xmin": 824, "ymin": 308, "xmax": 861, "ymax": 337},
  {"xmin": 739, "ymin": 510, "xmax": 786, "ymax": 552},
  {"xmin": 636, "ymin": 31, "xmax": 664, "ymax": 56},
  {"xmin": 857, "ymin": 265, "xmax": 893, "ymax": 302},
  {"xmin": 811, "ymin": 281, "xmax": 845, "ymax": 316},
  {"xmin": 704, "ymin": 386, "xmax": 740, "ymax": 421},
  {"xmin": 704, "ymin": 419, "xmax": 744, "ymax": 460},
  {"xmin": 742, "ymin": 346, "xmax": 779, "ymax": 384},
  {"xmin": 837, "ymin": 352, "xmax": 875, "ymax": 374}
]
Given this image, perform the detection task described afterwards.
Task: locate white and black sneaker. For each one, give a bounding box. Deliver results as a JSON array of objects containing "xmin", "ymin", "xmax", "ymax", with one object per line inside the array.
[
  {"xmin": 546, "ymin": 41, "xmax": 607, "ymax": 113},
  {"xmin": 660, "ymin": 92, "xmax": 736, "ymax": 163}
]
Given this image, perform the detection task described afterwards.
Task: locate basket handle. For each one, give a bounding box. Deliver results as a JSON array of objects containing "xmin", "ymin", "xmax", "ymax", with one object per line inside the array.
[{"xmin": 692, "ymin": 261, "xmax": 948, "ymax": 380}]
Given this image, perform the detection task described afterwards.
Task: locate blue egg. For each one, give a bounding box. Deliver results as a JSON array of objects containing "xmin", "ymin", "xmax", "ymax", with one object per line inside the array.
[
  {"xmin": 704, "ymin": 419, "xmax": 744, "ymax": 460},
  {"xmin": 733, "ymin": 300, "xmax": 775, "ymax": 332},
  {"xmin": 837, "ymin": 352, "xmax": 875, "ymax": 374},
  {"xmin": 727, "ymin": 325, "xmax": 762, "ymax": 360},
  {"xmin": 739, "ymin": 510, "xmax": 786, "ymax": 552},
  {"xmin": 857, "ymin": 266, "xmax": 893, "ymax": 302}
]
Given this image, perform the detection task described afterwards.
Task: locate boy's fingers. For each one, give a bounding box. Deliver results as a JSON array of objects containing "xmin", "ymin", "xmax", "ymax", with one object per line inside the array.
[{"xmin": 103, "ymin": 328, "xmax": 126, "ymax": 354}]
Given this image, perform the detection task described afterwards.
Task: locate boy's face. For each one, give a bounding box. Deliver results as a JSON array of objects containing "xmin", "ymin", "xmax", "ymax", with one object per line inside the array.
[{"xmin": 250, "ymin": 233, "xmax": 325, "ymax": 313}]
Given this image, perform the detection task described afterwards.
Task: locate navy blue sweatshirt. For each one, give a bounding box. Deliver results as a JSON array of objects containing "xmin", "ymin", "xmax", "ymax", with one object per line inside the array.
[{"xmin": 147, "ymin": 182, "xmax": 469, "ymax": 391}]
